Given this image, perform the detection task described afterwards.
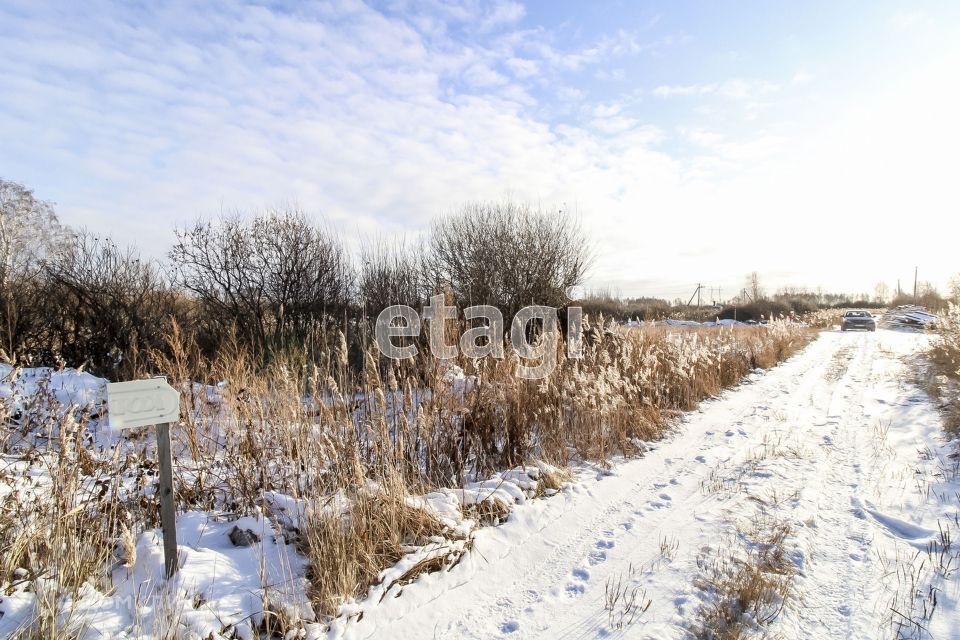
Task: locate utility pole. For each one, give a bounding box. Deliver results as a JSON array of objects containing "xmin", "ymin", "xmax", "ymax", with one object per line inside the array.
[
  {"xmin": 697, "ymin": 283, "xmax": 702, "ymax": 308},
  {"xmin": 913, "ymin": 267, "xmax": 918, "ymax": 303},
  {"xmin": 686, "ymin": 283, "xmax": 702, "ymax": 308}
]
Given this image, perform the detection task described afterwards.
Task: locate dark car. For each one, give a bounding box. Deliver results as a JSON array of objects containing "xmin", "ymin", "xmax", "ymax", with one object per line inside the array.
[{"xmin": 841, "ymin": 310, "xmax": 876, "ymax": 332}]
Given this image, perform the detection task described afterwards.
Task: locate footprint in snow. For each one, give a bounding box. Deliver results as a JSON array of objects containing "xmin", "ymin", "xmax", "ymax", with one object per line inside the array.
[
  {"xmin": 596, "ymin": 539, "xmax": 615, "ymax": 549},
  {"xmin": 572, "ymin": 567, "xmax": 590, "ymax": 581},
  {"xmin": 848, "ymin": 533, "xmax": 868, "ymax": 545},
  {"xmin": 659, "ymin": 493, "xmax": 672, "ymax": 501},
  {"xmin": 588, "ymin": 550, "xmax": 608, "ymax": 565},
  {"xmin": 501, "ymin": 620, "xmax": 520, "ymax": 634},
  {"xmin": 695, "ymin": 455, "xmax": 706, "ymax": 463}
]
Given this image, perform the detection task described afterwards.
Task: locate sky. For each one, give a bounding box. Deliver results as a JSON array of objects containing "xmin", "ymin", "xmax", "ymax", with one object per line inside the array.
[{"xmin": 1, "ymin": 0, "xmax": 959, "ymax": 301}]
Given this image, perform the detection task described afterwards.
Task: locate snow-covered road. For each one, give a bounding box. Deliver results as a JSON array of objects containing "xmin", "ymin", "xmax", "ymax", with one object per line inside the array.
[{"xmin": 342, "ymin": 330, "xmax": 960, "ymax": 640}]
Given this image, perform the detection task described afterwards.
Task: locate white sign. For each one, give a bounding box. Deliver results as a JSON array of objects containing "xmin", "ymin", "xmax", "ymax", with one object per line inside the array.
[{"xmin": 107, "ymin": 378, "xmax": 181, "ymax": 429}]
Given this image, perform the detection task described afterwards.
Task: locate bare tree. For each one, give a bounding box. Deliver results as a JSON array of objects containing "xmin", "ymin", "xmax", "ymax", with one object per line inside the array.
[
  {"xmin": 358, "ymin": 238, "xmax": 424, "ymax": 315},
  {"xmin": 745, "ymin": 272, "xmax": 765, "ymax": 302},
  {"xmin": 0, "ymin": 179, "xmax": 72, "ymax": 359},
  {"xmin": 424, "ymin": 201, "xmax": 590, "ymax": 321},
  {"xmin": 45, "ymin": 234, "xmax": 174, "ymax": 376},
  {"xmin": 169, "ymin": 207, "xmax": 353, "ymax": 354},
  {"xmin": 874, "ymin": 282, "xmax": 890, "ymax": 305},
  {"xmin": 949, "ymin": 275, "xmax": 960, "ymax": 304}
]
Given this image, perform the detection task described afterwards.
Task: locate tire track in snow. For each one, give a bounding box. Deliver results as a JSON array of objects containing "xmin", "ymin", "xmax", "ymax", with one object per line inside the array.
[
  {"xmin": 438, "ymin": 339, "xmax": 837, "ymax": 640},
  {"xmin": 772, "ymin": 332, "xmax": 879, "ymax": 638},
  {"xmin": 342, "ymin": 331, "xmax": 930, "ymax": 640}
]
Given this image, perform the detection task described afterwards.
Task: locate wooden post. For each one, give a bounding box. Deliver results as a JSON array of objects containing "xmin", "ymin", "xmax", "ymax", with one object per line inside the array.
[{"xmin": 156, "ymin": 422, "xmax": 179, "ymax": 578}]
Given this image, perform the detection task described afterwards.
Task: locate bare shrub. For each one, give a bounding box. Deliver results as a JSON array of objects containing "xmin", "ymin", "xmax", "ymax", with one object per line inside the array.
[
  {"xmin": 891, "ymin": 283, "xmax": 949, "ymax": 312},
  {"xmin": 169, "ymin": 207, "xmax": 353, "ymax": 357},
  {"xmin": 45, "ymin": 233, "xmax": 175, "ymax": 377},
  {"xmin": 580, "ymin": 291, "xmax": 672, "ymax": 321},
  {"xmin": 358, "ymin": 238, "xmax": 424, "ymax": 316},
  {"xmin": 424, "ymin": 201, "xmax": 590, "ymax": 321}
]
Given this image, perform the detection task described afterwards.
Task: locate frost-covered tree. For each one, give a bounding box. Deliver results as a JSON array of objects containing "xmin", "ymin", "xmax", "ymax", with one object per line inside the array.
[
  {"xmin": 874, "ymin": 282, "xmax": 890, "ymax": 305},
  {"xmin": 745, "ymin": 271, "xmax": 765, "ymax": 302},
  {"xmin": 949, "ymin": 275, "xmax": 960, "ymax": 304},
  {"xmin": 0, "ymin": 179, "xmax": 72, "ymax": 358}
]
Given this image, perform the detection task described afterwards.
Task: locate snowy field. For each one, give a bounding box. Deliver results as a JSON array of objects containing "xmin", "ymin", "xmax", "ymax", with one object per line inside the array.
[
  {"xmin": 1, "ymin": 328, "xmax": 957, "ymax": 639},
  {"xmin": 338, "ymin": 330, "xmax": 959, "ymax": 639}
]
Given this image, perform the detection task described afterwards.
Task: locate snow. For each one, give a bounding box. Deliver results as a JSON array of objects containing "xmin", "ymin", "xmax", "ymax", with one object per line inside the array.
[
  {"xmin": 0, "ymin": 364, "xmax": 106, "ymax": 410},
  {"xmin": 627, "ymin": 318, "xmax": 776, "ymax": 328},
  {"xmin": 2, "ymin": 330, "xmax": 958, "ymax": 639},
  {"xmin": 0, "ymin": 512, "xmax": 313, "ymax": 639},
  {"xmin": 328, "ymin": 330, "xmax": 960, "ymax": 640},
  {"xmin": 884, "ymin": 305, "xmax": 939, "ymax": 330}
]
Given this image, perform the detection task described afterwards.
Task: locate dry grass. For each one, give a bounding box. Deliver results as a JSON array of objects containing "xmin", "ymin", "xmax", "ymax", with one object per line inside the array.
[
  {"xmin": 927, "ymin": 305, "xmax": 960, "ymax": 437},
  {"xmin": 802, "ymin": 308, "xmax": 844, "ymax": 329},
  {"xmin": 297, "ymin": 474, "xmax": 450, "ymax": 617},
  {"xmin": 802, "ymin": 307, "xmax": 875, "ymax": 330},
  {"xmin": 0, "ymin": 317, "xmax": 815, "ymax": 628},
  {"xmin": 693, "ymin": 517, "xmax": 796, "ymax": 639},
  {"xmin": 604, "ymin": 564, "xmax": 651, "ymax": 630},
  {"xmin": 0, "ymin": 398, "xmax": 142, "ymax": 639}
]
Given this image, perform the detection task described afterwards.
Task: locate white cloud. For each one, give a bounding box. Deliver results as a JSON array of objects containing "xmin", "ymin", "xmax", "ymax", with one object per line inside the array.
[
  {"xmin": 504, "ymin": 56, "xmax": 539, "ymax": 78},
  {"xmin": 590, "ymin": 115, "xmax": 639, "ymax": 134},
  {"xmin": 889, "ymin": 10, "xmax": 925, "ymax": 31},
  {"xmin": 653, "ymin": 83, "xmax": 717, "ymax": 98},
  {"xmin": 478, "ymin": 1, "xmax": 526, "ymax": 32},
  {"xmin": 1, "ymin": 1, "xmax": 958, "ymax": 298},
  {"xmin": 592, "ymin": 103, "xmax": 622, "ymax": 118},
  {"xmin": 463, "ymin": 62, "xmax": 510, "ymax": 87},
  {"xmin": 555, "ymin": 86, "xmax": 585, "ymax": 102},
  {"xmin": 654, "ymin": 79, "xmax": 780, "ymax": 100},
  {"xmin": 595, "ymin": 68, "xmax": 626, "ymax": 81}
]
